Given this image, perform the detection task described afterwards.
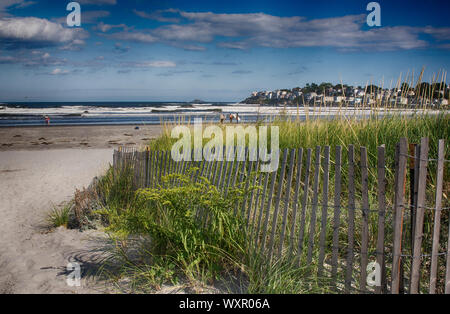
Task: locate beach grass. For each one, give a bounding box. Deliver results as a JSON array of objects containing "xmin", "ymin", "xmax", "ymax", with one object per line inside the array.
[
  {"xmin": 46, "ymin": 202, "xmax": 72, "ymax": 229},
  {"xmin": 89, "ymin": 110, "xmax": 449, "ymax": 293}
]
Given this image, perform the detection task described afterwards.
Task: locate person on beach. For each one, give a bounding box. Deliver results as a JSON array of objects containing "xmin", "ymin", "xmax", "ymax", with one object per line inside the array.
[
  {"xmin": 44, "ymin": 115, "xmax": 50, "ymax": 126},
  {"xmin": 229, "ymin": 113, "xmax": 234, "ymax": 123},
  {"xmin": 220, "ymin": 113, "xmax": 225, "ymax": 124},
  {"xmin": 236, "ymin": 113, "xmax": 240, "ymax": 123}
]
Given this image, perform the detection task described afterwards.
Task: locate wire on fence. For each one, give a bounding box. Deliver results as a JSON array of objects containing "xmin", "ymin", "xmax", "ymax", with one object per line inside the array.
[{"xmin": 400, "ymin": 153, "xmax": 450, "ymax": 163}]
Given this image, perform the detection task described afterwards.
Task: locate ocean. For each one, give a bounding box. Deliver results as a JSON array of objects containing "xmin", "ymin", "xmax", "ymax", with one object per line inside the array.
[
  {"xmin": 0, "ymin": 101, "xmax": 418, "ymax": 127},
  {"xmin": 0, "ymin": 101, "xmax": 278, "ymax": 127}
]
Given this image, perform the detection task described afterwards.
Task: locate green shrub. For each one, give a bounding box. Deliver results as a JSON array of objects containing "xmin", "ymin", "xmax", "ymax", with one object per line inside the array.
[{"xmin": 104, "ymin": 173, "xmax": 250, "ymax": 287}]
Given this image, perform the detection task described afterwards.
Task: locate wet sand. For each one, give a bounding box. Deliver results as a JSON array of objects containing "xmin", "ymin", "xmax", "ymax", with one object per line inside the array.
[{"xmin": 0, "ymin": 125, "xmax": 164, "ymax": 151}]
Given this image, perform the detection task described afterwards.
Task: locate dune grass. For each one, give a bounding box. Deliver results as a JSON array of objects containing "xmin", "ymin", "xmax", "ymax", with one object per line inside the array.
[
  {"xmin": 46, "ymin": 202, "xmax": 72, "ymax": 229},
  {"xmin": 92, "ymin": 111, "xmax": 448, "ymax": 293}
]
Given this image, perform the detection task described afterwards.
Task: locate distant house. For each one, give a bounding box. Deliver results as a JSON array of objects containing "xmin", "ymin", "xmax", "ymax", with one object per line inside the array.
[
  {"xmin": 305, "ymin": 92, "xmax": 317, "ymax": 101},
  {"xmin": 334, "ymin": 96, "xmax": 345, "ymax": 103}
]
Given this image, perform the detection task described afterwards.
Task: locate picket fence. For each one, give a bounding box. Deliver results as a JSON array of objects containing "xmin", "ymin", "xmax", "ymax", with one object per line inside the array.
[{"xmin": 112, "ymin": 138, "xmax": 449, "ymax": 294}]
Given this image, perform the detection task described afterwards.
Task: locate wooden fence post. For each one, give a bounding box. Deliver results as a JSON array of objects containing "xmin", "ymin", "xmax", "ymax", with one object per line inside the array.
[
  {"xmin": 375, "ymin": 145, "xmax": 387, "ymax": 294},
  {"xmin": 410, "ymin": 137, "xmax": 429, "ymax": 294},
  {"xmin": 254, "ymin": 172, "xmax": 270, "ymax": 247},
  {"xmin": 360, "ymin": 146, "xmax": 370, "ymax": 293},
  {"xmin": 145, "ymin": 148, "xmax": 150, "ymax": 188},
  {"xmin": 249, "ymin": 171, "xmax": 263, "ymax": 230},
  {"xmin": 331, "ymin": 146, "xmax": 342, "ymax": 287},
  {"xmin": 297, "ymin": 148, "xmax": 311, "ymax": 264},
  {"xmin": 317, "ymin": 146, "xmax": 330, "ymax": 277},
  {"xmin": 446, "ymin": 202, "xmax": 450, "ymax": 293},
  {"xmin": 288, "ymin": 148, "xmax": 303, "ymax": 258},
  {"xmin": 392, "ymin": 137, "xmax": 408, "ymax": 294},
  {"xmin": 268, "ymin": 148, "xmax": 288, "ymax": 261},
  {"xmin": 278, "ymin": 148, "xmax": 296, "ymax": 259},
  {"xmin": 345, "ymin": 145, "xmax": 356, "ymax": 293},
  {"xmin": 306, "ymin": 146, "xmax": 321, "ymax": 264},
  {"xmin": 260, "ymin": 168, "xmax": 277, "ymax": 254},
  {"xmin": 429, "ymin": 139, "xmax": 445, "ymax": 294}
]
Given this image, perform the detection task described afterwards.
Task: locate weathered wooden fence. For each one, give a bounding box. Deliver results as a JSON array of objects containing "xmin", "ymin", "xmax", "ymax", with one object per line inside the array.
[{"xmin": 113, "ymin": 138, "xmax": 449, "ymax": 294}]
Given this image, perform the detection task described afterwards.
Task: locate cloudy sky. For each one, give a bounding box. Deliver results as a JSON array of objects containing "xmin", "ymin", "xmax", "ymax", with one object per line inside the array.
[{"xmin": 0, "ymin": 0, "xmax": 449, "ymax": 102}]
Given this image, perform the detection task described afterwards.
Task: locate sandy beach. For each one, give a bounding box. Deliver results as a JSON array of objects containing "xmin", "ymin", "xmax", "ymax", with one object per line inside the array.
[
  {"xmin": 0, "ymin": 125, "xmax": 163, "ymax": 151},
  {"xmin": 0, "ymin": 146, "xmax": 114, "ymax": 293}
]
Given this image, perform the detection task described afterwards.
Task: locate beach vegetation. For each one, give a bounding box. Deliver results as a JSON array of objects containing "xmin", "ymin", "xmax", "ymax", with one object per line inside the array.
[{"xmin": 46, "ymin": 202, "xmax": 72, "ymax": 229}]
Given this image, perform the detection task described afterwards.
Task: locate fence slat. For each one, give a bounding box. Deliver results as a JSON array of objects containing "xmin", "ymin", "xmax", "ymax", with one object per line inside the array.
[
  {"xmin": 249, "ymin": 171, "xmax": 263, "ymax": 230},
  {"xmin": 241, "ymin": 160, "xmax": 255, "ymax": 218},
  {"xmin": 446, "ymin": 207, "xmax": 450, "ymax": 294},
  {"xmin": 268, "ymin": 148, "xmax": 288, "ymax": 261},
  {"xmin": 212, "ymin": 149, "xmax": 221, "ymax": 186},
  {"xmin": 331, "ymin": 146, "xmax": 342, "ymax": 286},
  {"xmin": 288, "ymin": 148, "xmax": 303, "ymax": 257},
  {"xmin": 306, "ymin": 146, "xmax": 321, "ymax": 264},
  {"xmin": 410, "ymin": 137, "xmax": 430, "ymax": 294},
  {"xmin": 216, "ymin": 147, "xmax": 225, "ymax": 187},
  {"xmin": 225, "ymin": 158, "xmax": 235, "ymax": 197},
  {"xmin": 345, "ymin": 145, "xmax": 356, "ymax": 293},
  {"xmin": 219, "ymin": 147, "xmax": 230, "ymax": 190},
  {"xmin": 254, "ymin": 172, "xmax": 270, "ymax": 246},
  {"xmin": 429, "ymin": 139, "xmax": 445, "ymax": 294},
  {"xmin": 145, "ymin": 151, "xmax": 151, "ymax": 187},
  {"xmin": 392, "ymin": 138, "xmax": 408, "ymax": 294},
  {"xmin": 162, "ymin": 151, "xmax": 168, "ymax": 187},
  {"xmin": 360, "ymin": 146, "xmax": 370, "ymax": 293},
  {"xmin": 155, "ymin": 151, "xmax": 161, "ymax": 187},
  {"xmin": 298, "ymin": 148, "xmax": 312, "ymax": 263},
  {"xmin": 246, "ymin": 161, "xmax": 259, "ymax": 228},
  {"xmin": 231, "ymin": 148, "xmax": 242, "ymax": 188},
  {"xmin": 260, "ymin": 169, "xmax": 278, "ymax": 254},
  {"xmin": 317, "ymin": 146, "xmax": 330, "ymax": 277},
  {"xmin": 277, "ymin": 148, "xmax": 296, "ymax": 259},
  {"xmin": 375, "ymin": 145, "xmax": 387, "ymax": 294},
  {"xmin": 234, "ymin": 152, "xmax": 248, "ymax": 216}
]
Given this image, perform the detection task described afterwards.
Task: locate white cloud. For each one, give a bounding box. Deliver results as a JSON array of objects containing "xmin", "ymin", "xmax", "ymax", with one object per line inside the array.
[
  {"xmin": 138, "ymin": 61, "xmax": 177, "ymax": 68},
  {"xmin": 0, "ymin": 17, "xmax": 88, "ymax": 49},
  {"xmin": 0, "ymin": 0, "xmax": 36, "ymax": 14},
  {"xmin": 133, "ymin": 9, "xmax": 181, "ymax": 23},
  {"xmin": 77, "ymin": 0, "xmax": 117, "ymax": 5},
  {"xmin": 95, "ymin": 21, "xmax": 129, "ymax": 32},
  {"xmin": 109, "ymin": 10, "xmax": 450, "ymax": 51},
  {"xmin": 108, "ymin": 31, "xmax": 157, "ymax": 43},
  {"xmin": 121, "ymin": 61, "xmax": 177, "ymax": 68},
  {"xmin": 50, "ymin": 68, "xmax": 68, "ymax": 75}
]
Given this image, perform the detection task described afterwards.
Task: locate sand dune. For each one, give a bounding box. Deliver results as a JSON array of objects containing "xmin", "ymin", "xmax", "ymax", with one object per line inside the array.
[{"xmin": 0, "ymin": 149, "xmax": 112, "ymax": 293}]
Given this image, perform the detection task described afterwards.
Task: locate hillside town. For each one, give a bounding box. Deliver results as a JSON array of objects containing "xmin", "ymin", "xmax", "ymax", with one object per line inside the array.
[{"xmin": 241, "ymin": 82, "xmax": 450, "ymax": 108}]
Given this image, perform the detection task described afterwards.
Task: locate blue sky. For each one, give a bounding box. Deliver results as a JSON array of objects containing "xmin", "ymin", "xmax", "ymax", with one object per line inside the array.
[{"xmin": 0, "ymin": 0, "xmax": 449, "ymax": 102}]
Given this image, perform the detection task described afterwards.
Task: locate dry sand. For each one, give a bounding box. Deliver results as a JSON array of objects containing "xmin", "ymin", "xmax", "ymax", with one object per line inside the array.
[
  {"xmin": 0, "ymin": 125, "xmax": 163, "ymax": 151},
  {"xmin": 0, "ymin": 149, "xmax": 113, "ymax": 293}
]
